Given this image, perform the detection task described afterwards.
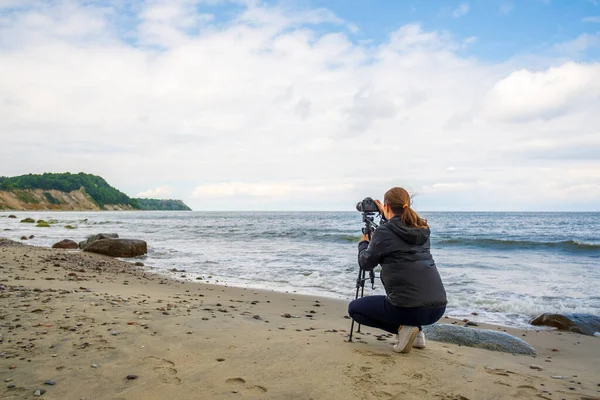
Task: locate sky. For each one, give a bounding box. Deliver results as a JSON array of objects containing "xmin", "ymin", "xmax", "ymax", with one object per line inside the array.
[{"xmin": 0, "ymin": 0, "xmax": 599, "ymax": 211}]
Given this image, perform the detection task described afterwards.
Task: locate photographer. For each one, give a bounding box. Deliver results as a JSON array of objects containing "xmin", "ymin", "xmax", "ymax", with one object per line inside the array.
[{"xmin": 348, "ymin": 187, "xmax": 447, "ymax": 353}]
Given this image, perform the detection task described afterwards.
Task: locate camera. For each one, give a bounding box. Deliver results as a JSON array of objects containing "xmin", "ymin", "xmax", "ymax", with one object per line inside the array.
[{"xmin": 356, "ymin": 197, "xmax": 379, "ymax": 213}]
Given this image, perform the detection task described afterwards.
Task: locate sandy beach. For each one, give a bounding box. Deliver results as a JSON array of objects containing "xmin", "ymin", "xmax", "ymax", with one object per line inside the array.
[{"xmin": 1, "ymin": 239, "xmax": 599, "ymax": 400}]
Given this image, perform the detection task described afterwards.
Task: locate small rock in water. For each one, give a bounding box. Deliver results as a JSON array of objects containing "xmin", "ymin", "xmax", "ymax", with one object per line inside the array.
[
  {"xmin": 44, "ymin": 379, "xmax": 55, "ymax": 386},
  {"xmin": 134, "ymin": 262, "xmax": 144, "ymax": 266},
  {"xmin": 529, "ymin": 364, "xmax": 544, "ymax": 371},
  {"xmin": 216, "ymin": 358, "xmax": 225, "ymax": 362},
  {"xmin": 126, "ymin": 375, "xmax": 138, "ymax": 380},
  {"xmin": 252, "ymin": 315, "xmax": 262, "ymax": 320}
]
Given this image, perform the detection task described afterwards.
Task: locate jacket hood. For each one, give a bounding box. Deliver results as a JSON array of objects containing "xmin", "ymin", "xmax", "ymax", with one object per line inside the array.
[{"xmin": 385, "ymin": 216, "xmax": 430, "ymax": 245}]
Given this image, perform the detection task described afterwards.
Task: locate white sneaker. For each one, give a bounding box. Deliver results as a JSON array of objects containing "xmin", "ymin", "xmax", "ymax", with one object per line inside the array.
[
  {"xmin": 392, "ymin": 326, "xmax": 419, "ymax": 353},
  {"xmin": 413, "ymin": 331, "xmax": 426, "ymax": 349}
]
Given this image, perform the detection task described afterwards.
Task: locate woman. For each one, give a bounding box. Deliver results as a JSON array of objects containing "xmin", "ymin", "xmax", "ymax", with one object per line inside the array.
[{"xmin": 348, "ymin": 187, "xmax": 447, "ymax": 353}]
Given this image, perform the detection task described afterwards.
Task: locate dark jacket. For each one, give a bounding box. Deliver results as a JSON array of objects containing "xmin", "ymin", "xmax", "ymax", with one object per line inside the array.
[{"xmin": 358, "ymin": 216, "xmax": 447, "ymax": 308}]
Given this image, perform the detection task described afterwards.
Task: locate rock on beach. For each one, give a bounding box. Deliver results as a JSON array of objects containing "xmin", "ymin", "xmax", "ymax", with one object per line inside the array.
[
  {"xmin": 52, "ymin": 239, "xmax": 79, "ymax": 249},
  {"xmin": 84, "ymin": 238, "xmax": 147, "ymax": 258},
  {"xmin": 530, "ymin": 313, "xmax": 600, "ymax": 336},
  {"xmin": 422, "ymin": 323, "xmax": 537, "ymax": 355}
]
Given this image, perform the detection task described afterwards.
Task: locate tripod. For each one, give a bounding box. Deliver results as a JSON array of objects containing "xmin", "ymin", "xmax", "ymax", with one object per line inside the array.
[{"xmin": 347, "ymin": 211, "xmax": 381, "ymax": 342}]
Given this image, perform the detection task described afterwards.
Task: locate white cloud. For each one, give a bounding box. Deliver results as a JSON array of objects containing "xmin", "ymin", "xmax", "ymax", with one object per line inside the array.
[
  {"xmin": 137, "ymin": 186, "xmax": 174, "ymax": 199},
  {"xmin": 481, "ymin": 62, "xmax": 600, "ymax": 122},
  {"xmin": 0, "ymin": 1, "xmax": 599, "ymax": 211},
  {"xmin": 451, "ymin": 3, "xmax": 470, "ymax": 18},
  {"xmin": 499, "ymin": 2, "xmax": 514, "ymax": 15},
  {"xmin": 554, "ymin": 32, "xmax": 600, "ymax": 55},
  {"xmin": 192, "ymin": 181, "xmax": 355, "ymax": 198},
  {"xmin": 582, "ymin": 16, "xmax": 600, "ymax": 23}
]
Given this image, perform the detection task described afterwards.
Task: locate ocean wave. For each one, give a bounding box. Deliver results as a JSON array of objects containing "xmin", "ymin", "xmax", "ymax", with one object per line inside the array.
[{"xmin": 436, "ymin": 237, "xmax": 600, "ymax": 252}]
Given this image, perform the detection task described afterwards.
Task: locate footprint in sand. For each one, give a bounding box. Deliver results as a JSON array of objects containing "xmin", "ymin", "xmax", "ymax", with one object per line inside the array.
[
  {"xmin": 513, "ymin": 385, "xmax": 540, "ymax": 399},
  {"xmin": 225, "ymin": 377, "xmax": 268, "ymax": 395},
  {"xmin": 143, "ymin": 356, "xmax": 181, "ymax": 384}
]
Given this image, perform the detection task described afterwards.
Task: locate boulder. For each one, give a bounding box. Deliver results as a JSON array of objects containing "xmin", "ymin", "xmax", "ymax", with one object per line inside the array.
[
  {"xmin": 530, "ymin": 313, "xmax": 600, "ymax": 336},
  {"xmin": 20, "ymin": 218, "xmax": 35, "ymax": 223},
  {"xmin": 79, "ymin": 233, "xmax": 119, "ymax": 250},
  {"xmin": 52, "ymin": 239, "xmax": 79, "ymax": 249},
  {"xmin": 83, "ymin": 238, "xmax": 147, "ymax": 258},
  {"xmin": 8, "ymin": 215, "xmax": 17, "ymax": 218},
  {"xmin": 422, "ymin": 323, "xmax": 537, "ymax": 355}
]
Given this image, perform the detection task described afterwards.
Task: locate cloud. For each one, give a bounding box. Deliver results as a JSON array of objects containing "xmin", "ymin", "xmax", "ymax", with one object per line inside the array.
[
  {"xmin": 553, "ymin": 32, "xmax": 600, "ymax": 55},
  {"xmin": 0, "ymin": 0, "xmax": 599, "ymax": 211},
  {"xmin": 499, "ymin": 2, "xmax": 514, "ymax": 15},
  {"xmin": 137, "ymin": 186, "xmax": 174, "ymax": 198},
  {"xmin": 481, "ymin": 62, "xmax": 600, "ymax": 122},
  {"xmin": 582, "ymin": 16, "xmax": 600, "ymax": 23},
  {"xmin": 451, "ymin": 3, "xmax": 470, "ymax": 18},
  {"xmin": 192, "ymin": 181, "xmax": 355, "ymax": 198}
]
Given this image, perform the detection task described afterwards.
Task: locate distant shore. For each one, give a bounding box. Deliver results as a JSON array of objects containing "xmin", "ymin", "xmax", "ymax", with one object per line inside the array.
[{"xmin": 1, "ymin": 239, "xmax": 599, "ymax": 400}]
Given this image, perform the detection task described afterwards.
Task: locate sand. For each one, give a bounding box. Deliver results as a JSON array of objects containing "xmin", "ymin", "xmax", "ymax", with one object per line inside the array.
[{"xmin": 1, "ymin": 240, "xmax": 599, "ymax": 400}]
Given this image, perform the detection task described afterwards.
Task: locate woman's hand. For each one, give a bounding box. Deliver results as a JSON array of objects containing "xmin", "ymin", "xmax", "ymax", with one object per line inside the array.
[
  {"xmin": 375, "ymin": 199, "xmax": 384, "ymax": 214},
  {"xmin": 361, "ymin": 233, "xmax": 370, "ymax": 242}
]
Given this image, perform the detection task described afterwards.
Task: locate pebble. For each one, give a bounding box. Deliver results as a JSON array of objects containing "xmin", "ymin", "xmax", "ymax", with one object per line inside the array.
[
  {"xmin": 51, "ymin": 354, "xmax": 58, "ymax": 357},
  {"xmin": 253, "ymin": 315, "xmax": 262, "ymax": 320},
  {"xmin": 9, "ymin": 364, "xmax": 16, "ymax": 369},
  {"xmin": 44, "ymin": 379, "xmax": 55, "ymax": 386},
  {"xmin": 529, "ymin": 364, "xmax": 544, "ymax": 371},
  {"xmin": 216, "ymin": 358, "xmax": 225, "ymax": 362},
  {"xmin": 7, "ymin": 384, "xmax": 16, "ymax": 389},
  {"xmin": 111, "ymin": 331, "xmax": 118, "ymax": 336},
  {"xmin": 5, "ymin": 378, "xmax": 12, "ymax": 382},
  {"xmin": 91, "ymin": 364, "xmax": 98, "ymax": 368},
  {"xmin": 126, "ymin": 375, "xmax": 138, "ymax": 380},
  {"xmin": 551, "ymin": 376, "xmax": 564, "ymax": 379},
  {"xmin": 33, "ymin": 389, "xmax": 46, "ymax": 396}
]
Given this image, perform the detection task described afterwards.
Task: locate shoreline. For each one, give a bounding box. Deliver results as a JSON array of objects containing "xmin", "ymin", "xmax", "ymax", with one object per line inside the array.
[
  {"xmin": 0, "ymin": 223, "xmax": 590, "ymax": 330},
  {"xmin": 1, "ymin": 239, "xmax": 599, "ymax": 399}
]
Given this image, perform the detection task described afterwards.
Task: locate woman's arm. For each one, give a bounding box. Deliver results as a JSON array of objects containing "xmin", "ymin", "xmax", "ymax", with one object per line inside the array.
[{"xmin": 357, "ymin": 228, "xmax": 385, "ymax": 271}]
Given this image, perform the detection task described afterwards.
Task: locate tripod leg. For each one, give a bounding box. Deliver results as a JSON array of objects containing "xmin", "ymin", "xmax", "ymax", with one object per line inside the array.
[
  {"xmin": 348, "ymin": 267, "xmax": 365, "ymax": 342},
  {"xmin": 357, "ymin": 269, "xmax": 366, "ymax": 333}
]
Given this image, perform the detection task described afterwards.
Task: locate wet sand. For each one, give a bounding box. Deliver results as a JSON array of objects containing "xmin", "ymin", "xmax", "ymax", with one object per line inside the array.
[{"xmin": 1, "ymin": 239, "xmax": 599, "ymax": 400}]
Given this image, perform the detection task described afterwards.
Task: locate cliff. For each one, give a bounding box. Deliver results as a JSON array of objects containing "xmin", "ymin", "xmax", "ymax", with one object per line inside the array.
[
  {"xmin": 0, "ymin": 173, "xmax": 191, "ymax": 211},
  {"xmin": 0, "ymin": 189, "xmax": 135, "ymax": 211}
]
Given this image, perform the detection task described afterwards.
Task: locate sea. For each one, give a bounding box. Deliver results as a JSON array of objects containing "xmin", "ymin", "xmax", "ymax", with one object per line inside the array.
[{"xmin": 1, "ymin": 211, "xmax": 599, "ymax": 328}]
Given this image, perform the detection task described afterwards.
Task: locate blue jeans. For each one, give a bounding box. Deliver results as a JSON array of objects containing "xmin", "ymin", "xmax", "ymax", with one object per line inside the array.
[{"xmin": 348, "ymin": 295, "xmax": 446, "ymax": 334}]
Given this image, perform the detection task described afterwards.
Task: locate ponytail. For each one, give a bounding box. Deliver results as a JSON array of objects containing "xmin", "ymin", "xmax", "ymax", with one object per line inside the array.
[{"xmin": 384, "ymin": 187, "xmax": 428, "ymax": 229}]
